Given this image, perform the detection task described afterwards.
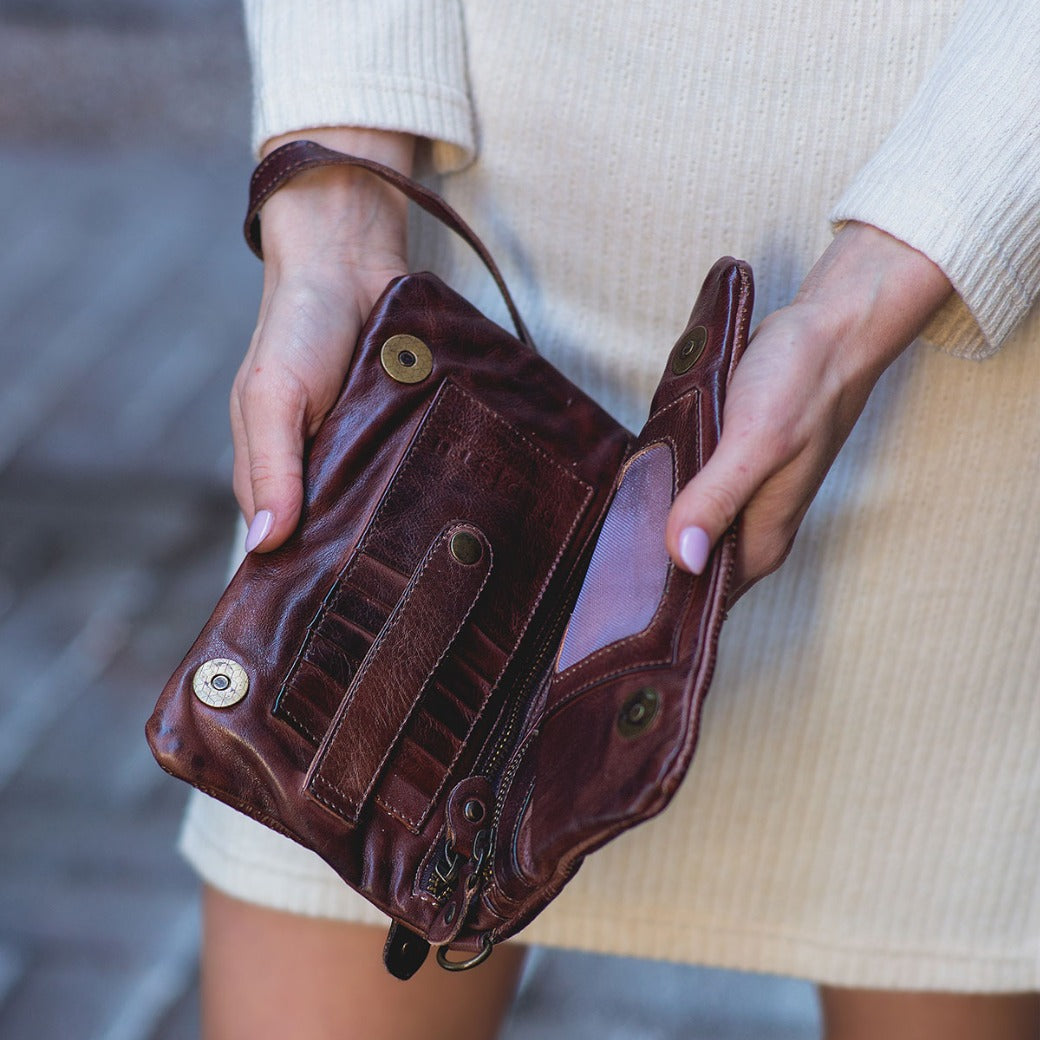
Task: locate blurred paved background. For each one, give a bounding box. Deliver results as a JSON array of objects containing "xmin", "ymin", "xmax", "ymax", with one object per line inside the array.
[{"xmin": 0, "ymin": 2, "xmax": 820, "ymax": 1036}]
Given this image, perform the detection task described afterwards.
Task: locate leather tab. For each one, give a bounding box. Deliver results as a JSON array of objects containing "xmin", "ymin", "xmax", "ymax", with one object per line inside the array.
[
  {"xmin": 649, "ymin": 257, "xmax": 752, "ymax": 420},
  {"xmin": 245, "ymin": 140, "xmax": 533, "ymax": 347},
  {"xmin": 306, "ymin": 524, "xmax": 493, "ymax": 824},
  {"xmin": 383, "ymin": 922, "xmax": 430, "ymax": 980}
]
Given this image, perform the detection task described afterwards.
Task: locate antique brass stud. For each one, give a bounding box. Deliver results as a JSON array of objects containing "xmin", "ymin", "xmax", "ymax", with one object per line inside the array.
[
  {"xmin": 449, "ymin": 531, "xmax": 482, "ymax": 565},
  {"xmin": 617, "ymin": 687, "xmax": 660, "ymax": 737},
  {"xmin": 193, "ymin": 658, "xmax": 249, "ymax": 708},
  {"xmin": 381, "ymin": 334, "xmax": 433, "ymax": 383},
  {"xmin": 671, "ymin": 325, "xmax": 707, "ymax": 375},
  {"xmin": 463, "ymin": 798, "xmax": 485, "ymax": 823}
]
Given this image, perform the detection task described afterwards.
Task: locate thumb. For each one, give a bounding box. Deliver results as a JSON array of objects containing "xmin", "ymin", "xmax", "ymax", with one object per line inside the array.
[{"xmin": 665, "ymin": 437, "xmax": 762, "ymax": 574}]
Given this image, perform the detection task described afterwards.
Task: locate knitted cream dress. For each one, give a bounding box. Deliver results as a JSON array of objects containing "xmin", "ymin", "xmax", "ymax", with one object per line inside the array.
[{"xmin": 180, "ymin": 0, "xmax": 1040, "ymax": 991}]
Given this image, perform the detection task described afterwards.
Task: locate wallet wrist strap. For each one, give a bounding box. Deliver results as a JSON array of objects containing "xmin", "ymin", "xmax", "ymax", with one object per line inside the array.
[{"xmin": 245, "ymin": 139, "xmax": 534, "ymax": 348}]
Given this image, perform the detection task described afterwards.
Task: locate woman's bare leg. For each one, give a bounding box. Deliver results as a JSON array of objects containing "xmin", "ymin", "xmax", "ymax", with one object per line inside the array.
[
  {"xmin": 820, "ymin": 986, "xmax": 1040, "ymax": 1040},
  {"xmin": 201, "ymin": 885, "xmax": 526, "ymax": 1040}
]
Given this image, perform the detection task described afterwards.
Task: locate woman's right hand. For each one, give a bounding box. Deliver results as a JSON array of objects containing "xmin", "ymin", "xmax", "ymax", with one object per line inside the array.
[{"xmin": 231, "ymin": 128, "xmax": 416, "ymax": 553}]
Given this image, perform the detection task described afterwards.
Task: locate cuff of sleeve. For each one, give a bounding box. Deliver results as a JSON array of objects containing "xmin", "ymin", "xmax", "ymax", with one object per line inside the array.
[
  {"xmin": 252, "ymin": 76, "xmax": 475, "ymax": 174},
  {"xmin": 831, "ymin": 176, "xmax": 1030, "ymax": 361},
  {"xmin": 828, "ymin": 1, "xmax": 1040, "ymax": 361},
  {"xmin": 246, "ymin": 0, "xmax": 476, "ymax": 174}
]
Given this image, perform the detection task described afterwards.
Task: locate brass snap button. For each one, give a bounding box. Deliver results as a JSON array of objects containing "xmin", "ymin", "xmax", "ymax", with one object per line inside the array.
[
  {"xmin": 193, "ymin": 658, "xmax": 249, "ymax": 708},
  {"xmin": 381, "ymin": 334, "xmax": 433, "ymax": 383},
  {"xmin": 671, "ymin": 326, "xmax": 707, "ymax": 375},
  {"xmin": 449, "ymin": 531, "xmax": 483, "ymax": 565},
  {"xmin": 617, "ymin": 687, "xmax": 660, "ymax": 738}
]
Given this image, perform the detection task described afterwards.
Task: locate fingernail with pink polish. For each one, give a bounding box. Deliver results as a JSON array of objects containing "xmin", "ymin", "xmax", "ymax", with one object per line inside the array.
[
  {"xmin": 245, "ymin": 509, "xmax": 274, "ymax": 552},
  {"xmin": 678, "ymin": 526, "xmax": 711, "ymax": 574}
]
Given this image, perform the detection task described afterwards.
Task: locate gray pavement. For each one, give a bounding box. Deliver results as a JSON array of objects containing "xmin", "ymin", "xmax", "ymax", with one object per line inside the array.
[{"xmin": 0, "ymin": 5, "xmax": 820, "ymax": 1037}]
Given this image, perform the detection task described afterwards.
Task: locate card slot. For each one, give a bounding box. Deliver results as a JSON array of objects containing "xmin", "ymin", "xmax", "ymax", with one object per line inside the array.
[
  {"xmin": 317, "ymin": 601, "xmax": 385, "ymax": 646},
  {"xmin": 328, "ymin": 551, "xmax": 410, "ymax": 615},
  {"xmin": 449, "ymin": 623, "xmax": 509, "ymax": 684},
  {"xmin": 375, "ymin": 685, "xmax": 485, "ymax": 830},
  {"xmin": 274, "ymin": 658, "xmax": 348, "ymax": 746},
  {"xmin": 407, "ymin": 712, "xmax": 462, "ymax": 771},
  {"xmin": 303, "ymin": 629, "xmax": 364, "ymax": 689},
  {"xmin": 375, "ymin": 739, "xmax": 444, "ymax": 824},
  {"xmin": 423, "ymin": 681, "xmax": 476, "ymax": 741},
  {"xmin": 435, "ymin": 656, "xmax": 491, "ymax": 713}
]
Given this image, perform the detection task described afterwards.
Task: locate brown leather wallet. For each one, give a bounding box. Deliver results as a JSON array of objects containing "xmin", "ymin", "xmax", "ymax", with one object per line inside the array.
[{"xmin": 147, "ymin": 141, "xmax": 753, "ymax": 978}]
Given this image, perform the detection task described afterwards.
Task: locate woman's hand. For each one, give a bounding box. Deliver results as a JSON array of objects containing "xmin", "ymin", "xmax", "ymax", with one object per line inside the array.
[
  {"xmin": 231, "ymin": 128, "xmax": 416, "ymax": 552},
  {"xmin": 666, "ymin": 222, "xmax": 953, "ymax": 599}
]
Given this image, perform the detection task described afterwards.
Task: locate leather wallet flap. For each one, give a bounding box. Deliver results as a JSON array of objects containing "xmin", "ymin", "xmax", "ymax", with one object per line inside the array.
[{"xmin": 474, "ymin": 258, "xmax": 754, "ymax": 941}]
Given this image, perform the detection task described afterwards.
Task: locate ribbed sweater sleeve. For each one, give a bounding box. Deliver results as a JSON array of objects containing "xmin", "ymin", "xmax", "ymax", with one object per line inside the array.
[
  {"xmin": 242, "ymin": 0, "xmax": 474, "ymax": 171},
  {"xmin": 831, "ymin": 0, "xmax": 1040, "ymax": 358}
]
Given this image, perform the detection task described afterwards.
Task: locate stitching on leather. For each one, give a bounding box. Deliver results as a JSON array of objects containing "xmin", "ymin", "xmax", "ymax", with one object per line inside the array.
[
  {"xmin": 427, "ymin": 382, "xmax": 593, "ymax": 494},
  {"xmin": 482, "ymin": 731, "xmax": 537, "ymax": 902},
  {"xmin": 373, "ymin": 793, "xmax": 424, "ymax": 835},
  {"xmin": 250, "ymin": 148, "xmax": 326, "ymax": 204},
  {"xmin": 248, "ymin": 153, "xmax": 332, "ymax": 251},
  {"xmin": 359, "ymin": 379, "xmax": 594, "ymax": 677},
  {"xmin": 311, "ymin": 531, "xmax": 458, "ymax": 818},
  {"xmin": 309, "ymin": 774, "xmax": 351, "ymax": 817},
  {"xmin": 553, "ymin": 438, "xmax": 683, "ymax": 677},
  {"xmin": 552, "ymin": 389, "xmax": 704, "ymax": 679},
  {"xmin": 509, "ymin": 776, "xmax": 537, "ymax": 880},
  {"xmin": 275, "ymin": 383, "xmax": 461, "ymax": 752},
  {"xmin": 276, "ymin": 698, "xmax": 322, "ymax": 746},
  {"xmin": 370, "ymin": 525, "xmax": 494, "ymax": 830},
  {"xmin": 647, "ymin": 385, "xmax": 701, "ymax": 426},
  {"xmin": 546, "ymin": 655, "xmax": 674, "ymax": 727},
  {"xmin": 311, "ymin": 524, "xmax": 492, "ymax": 821}
]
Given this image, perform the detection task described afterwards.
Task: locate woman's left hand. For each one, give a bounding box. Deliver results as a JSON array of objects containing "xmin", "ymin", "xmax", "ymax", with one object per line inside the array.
[{"xmin": 665, "ymin": 222, "xmax": 953, "ymax": 599}]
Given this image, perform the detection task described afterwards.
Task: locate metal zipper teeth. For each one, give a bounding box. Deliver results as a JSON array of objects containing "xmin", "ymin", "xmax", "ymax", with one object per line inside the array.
[
  {"xmin": 422, "ymin": 639, "xmax": 554, "ymax": 898},
  {"xmin": 421, "ymin": 627, "xmax": 558, "ymax": 900},
  {"xmin": 482, "ymin": 544, "xmax": 597, "ymax": 833},
  {"xmin": 421, "ymin": 470, "xmax": 620, "ymax": 903},
  {"xmin": 483, "ymin": 554, "xmax": 585, "ymax": 784},
  {"xmin": 422, "ymin": 536, "xmax": 596, "ymax": 900}
]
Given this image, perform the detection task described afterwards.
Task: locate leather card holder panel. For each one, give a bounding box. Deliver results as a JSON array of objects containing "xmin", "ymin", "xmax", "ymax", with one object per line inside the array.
[
  {"xmin": 275, "ymin": 379, "xmax": 594, "ymax": 830},
  {"xmin": 305, "ymin": 523, "xmax": 493, "ymax": 828}
]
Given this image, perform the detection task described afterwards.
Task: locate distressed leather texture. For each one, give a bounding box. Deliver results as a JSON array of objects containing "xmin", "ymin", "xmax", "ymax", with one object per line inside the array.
[{"xmin": 146, "ymin": 142, "xmax": 753, "ymax": 972}]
